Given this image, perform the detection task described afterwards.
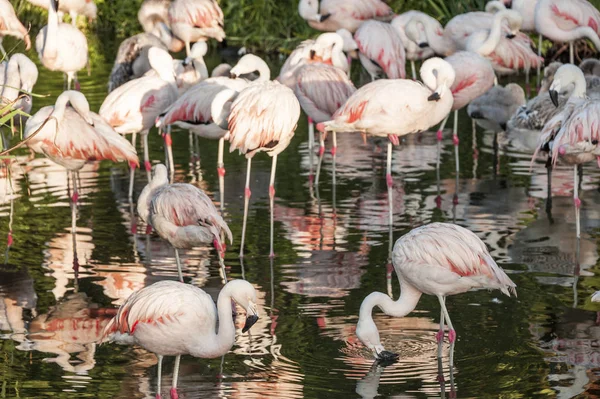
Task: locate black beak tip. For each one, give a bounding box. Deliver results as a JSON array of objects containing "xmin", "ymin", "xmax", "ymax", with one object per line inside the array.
[
  {"xmin": 506, "ymin": 33, "xmax": 516, "ymax": 39},
  {"xmin": 229, "ymin": 72, "xmax": 237, "ymax": 79},
  {"xmin": 428, "ymin": 92, "xmax": 441, "ymax": 102},
  {"xmin": 242, "ymin": 314, "xmax": 259, "ymax": 333},
  {"xmin": 419, "ymin": 42, "xmax": 429, "ymax": 48},
  {"xmin": 549, "ymin": 90, "xmax": 559, "ymax": 107},
  {"xmin": 319, "ymin": 13, "xmax": 331, "ymax": 22},
  {"xmin": 309, "ymin": 49, "xmax": 316, "ymax": 60}
]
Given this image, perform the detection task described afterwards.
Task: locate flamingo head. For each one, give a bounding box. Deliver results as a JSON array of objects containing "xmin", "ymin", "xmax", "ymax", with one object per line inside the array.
[
  {"xmin": 298, "ymin": 0, "xmax": 321, "ymax": 22},
  {"xmin": 550, "ymin": 64, "xmax": 587, "ymax": 106},
  {"xmin": 227, "ymin": 280, "xmax": 260, "ymax": 333},
  {"xmin": 356, "ymin": 315, "xmax": 384, "ymax": 357}
]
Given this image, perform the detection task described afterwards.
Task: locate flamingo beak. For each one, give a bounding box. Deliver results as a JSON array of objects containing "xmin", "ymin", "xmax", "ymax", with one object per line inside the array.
[
  {"xmin": 506, "ymin": 33, "xmax": 516, "ymax": 39},
  {"xmin": 428, "ymin": 92, "xmax": 441, "ymax": 102},
  {"xmin": 549, "ymin": 89, "xmax": 559, "ymax": 107},
  {"xmin": 310, "ymin": 49, "xmax": 316, "ymax": 60},
  {"xmin": 242, "ymin": 300, "xmax": 259, "ymax": 333},
  {"xmin": 419, "ymin": 42, "xmax": 429, "ymax": 48},
  {"xmin": 318, "ymin": 13, "xmax": 331, "ymax": 22}
]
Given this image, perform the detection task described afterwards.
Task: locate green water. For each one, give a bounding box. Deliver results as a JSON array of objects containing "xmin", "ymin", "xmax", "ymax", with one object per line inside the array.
[{"xmin": 1, "ymin": 34, "xmax": 600, "ymax": 399}]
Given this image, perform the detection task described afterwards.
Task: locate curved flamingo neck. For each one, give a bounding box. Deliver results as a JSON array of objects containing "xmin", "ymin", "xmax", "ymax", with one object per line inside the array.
[
  {"xmin": 361, "ymin": 280, "xmax": 422, "ymax": 321},
  {"xmin": 330, "ymin": 41, "xmax": 348, "ymax": 71},
  {"xmin": 44, "ymin": 0, "xmax": 59, "ymax": 60},
  {"xmin": 137, "ymin": 171, "xmax": 168, "ymax": 223},
  {"xmin": 471, "ymin": 11, "xmax": 509, "ymax": 56},
  {"xmin": 2, "ymin": 59, "xmax": 21, "ymax": 102},
  {"xmin": 255, "ymin": 62, "xmax": 271, "ymax": 82},
  {"xmin": 412, "ymin": 16, "xmax": 455, "ymax": 56}
]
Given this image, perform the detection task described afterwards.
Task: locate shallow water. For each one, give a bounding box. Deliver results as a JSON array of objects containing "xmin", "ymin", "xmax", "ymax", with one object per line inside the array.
[{"xmin": 1, "ymin": 34, "xmax": 600, "ymax": 399}]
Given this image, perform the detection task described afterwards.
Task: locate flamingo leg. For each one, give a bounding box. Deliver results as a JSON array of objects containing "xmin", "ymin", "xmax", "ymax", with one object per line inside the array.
[
  {"xmin": 331, "ymin": 131, "xmax": 337, "ymax": 156},
  {"xmin": 128, "ymin": 132, "xmax": 137, "ymax": 200},
  {"xmin": 452, "ymin": 110, "xmax": 459, "ymax": 176},
  {"xmin": 156, "ymin": 354, "xmax": 163, "ymax": 399},
  {"xmin": 438, "ymin": 295, "xmax": 456, "ymax": 367},
  {"xmin": 347, "ymin": 53, "xmax": 352, "ymax": 78},
  {"xmin": 315, "ymin": 132, "xmax": 325, "ymax": 186},
  {"xmin": 411, "ymin": 60, "xmax": 417, "ymax": 80},
  {"xmin": 185, "ymin": 41, "xmax": 191, "ymax": 57},
  {"xmin": 217, "ymin": 137, "xmax": 225, "ymax": 213},
  {"xmin": 174, "ymin": 248, "xmax": 184, "ymax": 282},
  {"xmin": 332, "ymin": 132, "xmax": 337, "ymax": 219},
  {"xmin": 166, "ymin": 126, "xmax": 174, "ymax": 182},
  {"xmin": 546, "ymin": 159, "xmax": 553, "ymax": 219},
  {"xmin": 386, "ymin": 141, "xmax": 393, "ymax": 230},
  {"xmin": 472, "ymin": 119, "xmax": 478, "ymax": 179},
  {"xmin": 71, "ymin": 171, "xmax": 79, "ymax": 274},
  {"xmin": 239, "ymin": 157, "xmax": 252, "ymax": 258},
  {"xmin": 436, "ymin": 297, "xmax": 446, "ymax": 359},
  {"xmin": 569, "ymin": 41, "xmax": 574, "ymax": 65},
  {"xmin": 574, "ymin": 165, "xmax": 581, "ymax": 238},
  {"xmin": 525, "ymin": 69, "xmax": 530, "ymax": 100},
  {"xmin": 142, "ymin": 131, "xmax": 151, "ymax": 182},
  {"xmin": 308, "ymin": 117, "xmax": 314, "ymax": 151},
  {"xmin": 537, "ymin": 34, "xmax": 542, "ymax": 91},
  {"xmin": 269, "ymin": 154, "xmax": 278, "ymax": 258},
  {"xmin": 170, "ymin": 355, "xmax": 181, "ymax": 399}
]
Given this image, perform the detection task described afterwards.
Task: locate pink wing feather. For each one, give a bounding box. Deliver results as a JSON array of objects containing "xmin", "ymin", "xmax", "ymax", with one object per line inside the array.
[{"xmin": 355, "ymin": 20, "xmax": 406, "ymax": 79}]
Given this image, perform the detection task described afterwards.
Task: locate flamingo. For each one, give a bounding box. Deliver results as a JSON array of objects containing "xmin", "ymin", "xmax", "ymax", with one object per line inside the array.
[
  {"xmin": 277, "ymin": 31, "xmax": 351, "ymax": 87},
  {"xmin": 391, "ymin": 11, "xmax": 438, "ymax": 80},
  {"xmin": 172, "ymin": 41, "xmax": 209, "ymax": 94},
  {"xmin": 211, "ymin": 56, "xmax": 301, "ymax": 258},
  {"xmin": 293, "ymin": 63, "xmax": 356, "ymax": 184},
  {"xmin": 35, "ymin": 0, "xmax": 88, "ymax": 90},
  {"xmin": 23, "ymin": 91, "xmax": 139, "ymax": 269},
  {"xmin": 0, "ymin": 53, "xmax": 38, "ymax": 128},
  {"xmin": 535, "ymin": 64, "xmax": 600, "ymax": 238},
  {"xmin": 27, "ymin": 0, "xmax": 97, "ymax": 25},
  {"xmin": 101, "ymin": 279, "xmax": 259, "ymax": 399},
  {"xmin": 297, "ymin": 0, "xmax": 393, "ymax": 33},
  {"xmin": 168, "ymin": 0, "xmax": 225, "ymax": 56},
  {"xmin": 137, "ymin": 164, "xmax": 232, "ymax": 282},
  {"xmin": 100, "ymin": 47, "xmax": 178, "ymax": 200},
  {"xmin": 535, "ymin": 0, "xmax": 600, "ymax": 64},
  {"xmin": 0, "ymin": 0, "xmax": 31, "ymax": 57},
  {"xmin": 354, "ymin": 20, "xmax": 406, "ymax": 81},
  {"xmin": 444, "ymin": 3, "xmax": 511, "ymax": 51},
  {"xmin": 467, "ymin": 83, "xmax": 526, "ymax": 132},
  {"xmin": 322, "ymin": 58, "xmax": 455, "ymax": 231},
  {"xmin": 356, "ymin": 222, "xmax": 516, "ymax": 364}
]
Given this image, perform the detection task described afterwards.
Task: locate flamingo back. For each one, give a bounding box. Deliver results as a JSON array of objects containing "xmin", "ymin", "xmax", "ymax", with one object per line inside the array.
[
  {"xmin": 446, "ymin": 52, "xmax": 495, "ymax": 110},
  {"xmin": 545, "ymin": 0, "xmax": 600, "ymax": 34},
  {"xmin": 168, "ymin": 0, "xmax": 225, "ymax": 40},
  {"xmin": 484, "ymin": 33, "xmax": 543, "ymax": 74},
  {"xmin": 101, "ymin": 280, "xmax": 217, "ymax": 343},
  {"xmin": 393, "ymin": 223, "xmax": 517, "ymax": 297},
  {"xmin": 354, "ymin": 20, "xmax": 406, "ymax": 79},
  {"xmin": 277, "ymin": 39, "xmax": 318, "ymax": 88},
  {"xmin": 294, "ymin": 63, "xmax": 356, "ymax": 123},
  {"xmin": 321, "ymin": 0, "xmax": 393, "ymax": 22},
  {"xmin": 228, "ymin": 81, "xmax": 301, "ymax": 158}
]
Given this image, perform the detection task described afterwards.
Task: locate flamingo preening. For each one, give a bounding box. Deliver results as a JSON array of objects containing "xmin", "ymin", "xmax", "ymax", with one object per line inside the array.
[
  {"xmin": 101, "ymin": 279, "xmax": 259, "ymax": 399},
  {"xmin": 137, "ymin": 164, "xmax": 232, "ymax": 282},
  {"xmin": 35, "ymin": 0, "xmax": 88, "ymax": 90},
  {"xmin": 354, "ymin": 20, "xmax": 406, "ymax": 81},
  {"xmin": 100, "ymin": 47, "xmax": 178, "ymax": 200},
  {"xmin": 297, "ymin": 0, "xmax": 393, "ymax": 32},
  {"xmin": 168, "ymin": 0, "xmax": 225, "ymax": 56},
  {"xmin": 356, "ymin": 222, "xmax": 516, "ymax": 365},
  {"xmin": 0, "ymin": 0, "xmax": 31, "ymax": 57}
]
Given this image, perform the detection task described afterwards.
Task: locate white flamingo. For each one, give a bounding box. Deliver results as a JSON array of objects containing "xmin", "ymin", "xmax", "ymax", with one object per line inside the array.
[
  {"xmin": 35, "ymin": 0, "xmax": 88, "ymax": 90},
  {"xmin": 391, "ymin": 11, "xmax": 438, "ymax": 80},
  {"xmin": 168, "ymin": 0, "xmax": 225, "ymax": 56},
  {"xmin": 100, "ymin": 47, "xmax": 178, "ymax": 200},
  {"xmin": 137, "ymin": 164, "xmax": 232, "ymax": 282},
  {"xmin": 356, "ymin": 222, "xmax": 516, "ymax": 365},
  {"xmin": 27, "ymin": 0, "xmax": 97, "ymax": 25},
  {"xmin": 0, "ymin": 0, "xmax": 31, "ymax": 57},
  {"xmin": 101, "ymin": 279, "xmax": 259, "ymax": 399},
  {"xmin": 297, "ymin": 0, "xmax": 393, "ymax": 32},
  {"xmin": 354, "ymin": 20, "xmax": 406, "ymax": 81}
]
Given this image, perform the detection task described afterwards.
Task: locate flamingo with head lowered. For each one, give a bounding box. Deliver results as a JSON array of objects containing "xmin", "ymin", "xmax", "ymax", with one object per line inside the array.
[
  {"xmin": 168, "ymin": 0, "xmax": 225, "ymax": 56},
  {"xmin": 0, "ymin": 0, "xmax": 31, "ymax": 57},
  {"xmin": 356, "ymin": 222, "xmax": 516, "ymax": 365}
]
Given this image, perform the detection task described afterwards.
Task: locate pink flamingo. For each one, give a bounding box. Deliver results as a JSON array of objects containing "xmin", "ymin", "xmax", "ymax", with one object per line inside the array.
[
  {"xmin": 24, "ymin": 91, "xmax": 138, "ymax": 269},
  {"xmin": 137, "ymin": 164, "xmax": 232, "ymax": 282},
  {"xmin": 0, "ymin": 0, "xmax": 31, "ymax": 57},
  {"xmin": 354, "ymin": 20, "xmax": 406, "ymax": 81},
  {"xmin": 168, "ymin": 0, "xmax": 225, "ymax": 56},
  {"xmin": 101, "ymin": 279, "xmax": 259, "ymax": 399},
  {"xmin": 536, "ymin": 64, "xmax": 600, "ymax": 238},
  {"xmin": 278, "ymin": 31, "xmax": 351, "ymax": 88},
  {"xmin": 27, "ymin": 0, "xmax": 97, "ymax": 25},
  {"xmin": 293, "ymin": 63, "xmax": 356, "ymax": 185},
  {"xmin": 157, "ymin": 54, "xmax": 269, "ymax": 206},
  {"xmin": 35, "ymin": 0, "xmax": 88, "ymax": 90},
  {"xmin": 535, "ymin": 0, "xmax": 600, "ymax": 65},
  {"xmin": 298, "ymin": 0, "xmax": 393, "ymax": 32},
  {"xmin": 212, "ymin": 57, "xmax": 301, "ymax": 258},
  {"xmin": 392, "ymin": 11, "xmax": 438, "ymax": 80},
  {"xmin": 100, "ymin": 47, "xmax": 178, "ymax": 200},
  {"xmin": 322, "ymin": 58, "xmax": 455, "ymax": 230},
  {"xmin": 356, "ymin": 222, "xmax": 516, "ymax": 364},
  {"xmin": 138, "ymin": 0, "xmax": 184, "ymax": 53}
]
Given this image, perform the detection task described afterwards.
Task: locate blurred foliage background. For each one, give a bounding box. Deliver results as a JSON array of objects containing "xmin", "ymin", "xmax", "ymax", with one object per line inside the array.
[{"xmin": 10, "ymin": 0, "xmax": 600, "ymax": 53}]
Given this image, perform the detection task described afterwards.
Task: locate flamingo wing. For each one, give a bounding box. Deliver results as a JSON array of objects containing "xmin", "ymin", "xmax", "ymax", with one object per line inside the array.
[
  {"xmin": 548, "ymin": 0, "xmax": 600, "ymax": 34},
  {"xmin": 101, "ymin": 281, "xmax": 217, "ymax": 342},
  {"xmin": 322, "ymin": 0, "xmax": 393, "ymax": 21},
  {"xmin": 551, "ymin": 99, "xmax": 600, "ymax": 162},
  {"xmin": 447, "ymin": 52, "xmax": 495, "ymax": 110},
  {"xmin": 169, "ymin": 0, "xmax": 224, "ymax": 32},
  {"xmin": 355, "ymin": 20, "xmax": 406, "ymax": 79},
  {"xmin": 486, "ymin": 34, "xmax": 543, "ymax": 73}
]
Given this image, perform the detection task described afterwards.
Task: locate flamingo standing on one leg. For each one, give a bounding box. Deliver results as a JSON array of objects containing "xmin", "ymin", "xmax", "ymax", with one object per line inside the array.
[
  {"xmin": 101, "ymin": 280, "xmax": 259, "ymax": 399},
  {"xmin": 168, "ymin": 0, "xmax": 225, "ymax": 56},
  {"xmin": 535, "ymin": 0, "xmax": 600, "ymax": 65},
  {"xmin": 354, "ymin": 20, "xmax": 406, "ymax": 81},
  {"xmin": 212, "ymin": 56, "xmax": 301, "ymax": 258},
  {"xmin": 35, "ymin": 0, "xmax": 88, "ymax": 90},
  {"xmin": 535, "ymin": 64, "xmax": 600, "ymax": 238},
  {"xmin": 0, "ymin": 0, "xmax": 31, "ymax": 57},
  {"xmin": 23, "ymin": 91, "xmax": 139, "ymax": 270},
  {"xmin": 356, "ymin": 222, "xmax": 516, "ymax": 366},
  {"xmin": 293, "ymin": 63, "xmax": 356, "ymax": 185},
  {"xmin": 100, "ymin": 47, "xmax": 178, "ymax": 200},
  {"xmin": 297, "ymin": 0, "xmax": 394, "ymax": 32},
  {"xmin": 137, "ymin": 164, "xmax": 232, "ymax": 282},
  {"xmin": 322, "ymin": 58, "xmax": 455, "ymax": 233}
]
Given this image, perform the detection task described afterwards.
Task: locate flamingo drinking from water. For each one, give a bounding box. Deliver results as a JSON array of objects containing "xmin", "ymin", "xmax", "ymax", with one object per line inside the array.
[
  {"xmin": 101, "ymin": 279, "xmax": 259, "ymax": 399},
  {"xmin": 168, "ymin": 0, "xmax": 225, "ymax": 56},
  {"xmin": 322, "ymin": 58, "xmax": 455, "ymax": 231},
  {"xmin": 35, "ymin": 0, "xmax": 88, "ymax": 90},
  {"xmin": 0, "ymin": 0, "xmax": 31, "ymax": 57},
  {"xmin": 354, "ymin": 20, "xmax": 406, "ymax": 81},
  {"xmin": 137, "ymin": 164, "xmax": 232, "ymax": 282},
  {"xmin": 211, "ymin": 55, "xmax": 301, "ymax": 258},
  {"xmin": 356, "ymin": 222, "xmax": 516, "ymax": 365},
  {"xmin": 100, "ymin": 47, "xmax": 178, "ymax": 200},
  {"xmin": 297, "ymin": 0, "xmax": 393, "ymax": 32}
]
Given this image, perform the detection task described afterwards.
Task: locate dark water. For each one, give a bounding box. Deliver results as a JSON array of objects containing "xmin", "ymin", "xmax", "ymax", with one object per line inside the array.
[{"xmin": 1, "ymin": 32, "xmax": 600, "ymax": 399}]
